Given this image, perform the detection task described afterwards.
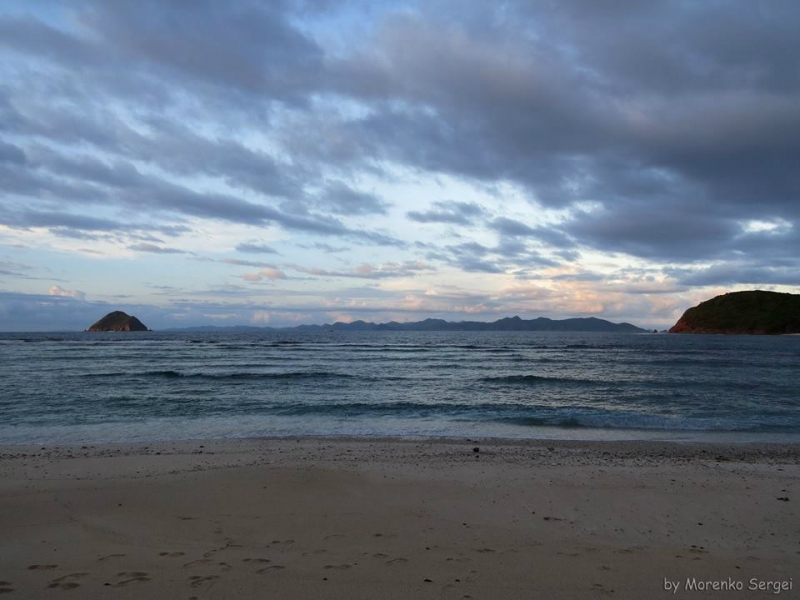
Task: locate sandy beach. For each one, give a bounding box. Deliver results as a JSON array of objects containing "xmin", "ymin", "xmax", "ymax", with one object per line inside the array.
[{"xmin": 0, "ymin": 437, "xmax": 798, "ymax": 599}]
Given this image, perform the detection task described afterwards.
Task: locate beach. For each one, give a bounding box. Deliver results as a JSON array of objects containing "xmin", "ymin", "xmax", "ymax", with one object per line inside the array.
[{"xmin": 0, "ymin": 438, "xmax": 797, "ymax": 599}]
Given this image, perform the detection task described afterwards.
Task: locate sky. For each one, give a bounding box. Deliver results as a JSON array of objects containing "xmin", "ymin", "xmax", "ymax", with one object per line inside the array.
[{"xmin": 1, "ymin": 0, "xmax": 798, "ymax": 331}]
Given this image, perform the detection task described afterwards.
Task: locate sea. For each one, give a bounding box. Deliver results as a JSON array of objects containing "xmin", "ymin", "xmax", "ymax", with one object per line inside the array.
[{"xmin": 1, "ymin": 331, "xmax": 799, "ymax": 445}]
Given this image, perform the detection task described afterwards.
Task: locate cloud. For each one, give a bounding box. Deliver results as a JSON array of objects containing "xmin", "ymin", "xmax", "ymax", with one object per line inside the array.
[
  {"xmin": 242, "ymin": 268, "xmax": 287, "ymax": 281},
  {"xmin": 236, "ymin": 242, "xmax": 278, "ymax": 254},
  {"xmin": 296, "ymin": 261, "xmax": 434, "ymax": 279},
  {"xmin": 297, "ymin": 242, "xmax": 350, "ymax": 254},
  {"xmin": 48, "ymin": 285, "xmax": 86, "ymax": 301},
  {"xmin": 219, "ymin": 258, "xmax": 278, "ymax": 268},
  {"xmin": 436, "ymin": 242, "xmax": 504, "ymax": 274},
  {"xmin": 83, "ymin": 0, "xmax": 325, "ymax": 103},
  {"xmin": 407, "ymin": 200, "xmax": 486, "ymax": 225},
  {"xmin": 129, "ymin": 243, "xmax": 187, "ymax": 254},
  {"xmin": 317, "ymin": 181, "xmax": 389, "ymax": 216},
  {"xmin": 0, "ymin": 141, "xmax": 26, "ymax": 165},
  {"xmin": 0, "ymin": 259, "xmax": 33, "ymax": 278},
  {"xmin": 490, "ymin": 217, "xmax": 537, "ymax": 237},
  {"xmin": 7, "ymin": 210, "xmax": 125, "ymax": 233},
  {"xmin": 667, "ymin": 263, "xmax": 800, "ymax": 287}
]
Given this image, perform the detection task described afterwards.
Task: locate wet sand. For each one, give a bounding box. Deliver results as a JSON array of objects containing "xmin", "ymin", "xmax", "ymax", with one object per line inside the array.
[{"xmin": 0, "ymin": 437, "xmax": 798, "ymax": 599}]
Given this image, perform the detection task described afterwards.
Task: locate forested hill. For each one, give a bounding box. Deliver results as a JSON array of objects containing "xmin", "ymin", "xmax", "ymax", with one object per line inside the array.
[{"xmin": 670, "ymin": 291, "xmax": 800, "ymax": 334}]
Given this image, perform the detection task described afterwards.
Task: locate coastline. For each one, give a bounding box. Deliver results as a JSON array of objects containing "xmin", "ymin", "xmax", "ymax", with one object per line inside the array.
[{"xmin": 1, "ymin": 437, "xmax": 798, "ymax": 598}]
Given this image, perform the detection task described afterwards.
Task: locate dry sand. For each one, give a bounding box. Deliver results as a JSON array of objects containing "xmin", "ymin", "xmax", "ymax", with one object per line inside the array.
[{"xmin": 0, "ymin": 437, "xmax": 798, "ymax": 599}]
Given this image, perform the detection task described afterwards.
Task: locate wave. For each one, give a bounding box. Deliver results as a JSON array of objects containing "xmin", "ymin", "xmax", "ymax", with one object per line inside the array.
[
  {"xmin": 491, "ymin": 412, "xmax": 791, "ymax": 432},
  {"xmin": 83, "ymin": 370, "xmax": 361, "ymax": 381},
  {"xmin": 480, "ymin": 374, "xmax": 590, "ymax": 385}
]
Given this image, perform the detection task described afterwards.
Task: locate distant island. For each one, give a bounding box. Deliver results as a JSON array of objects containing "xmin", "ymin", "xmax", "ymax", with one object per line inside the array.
[
  {"xmin": 670, "ymin": 290, "xmax": 800, "ymax": 334},
  {"xmin": 87, "ymin": 311, "xmax": 149, "ymax": 332},
  {"xmin": 170, "ymin": 315, "xmax": 646, "ymax": 333}
]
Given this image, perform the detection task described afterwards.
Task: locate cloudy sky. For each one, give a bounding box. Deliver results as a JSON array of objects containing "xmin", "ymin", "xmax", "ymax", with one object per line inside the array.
[{"xmin": 1, "ymin": 0, "xmax": 798, "ymax": 331}]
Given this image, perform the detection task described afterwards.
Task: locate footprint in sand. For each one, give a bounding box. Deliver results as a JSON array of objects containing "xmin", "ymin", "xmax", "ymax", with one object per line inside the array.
[
  {"xmin": 203, "ymin": 542, "xmax": 242, "ymax": 558},
  {"xmin": 27, "ymin": 565, "xmax": 58, "ymax": 571},
  {"xmin": 158, "ymin": 551, "xmax": 185, "ymax": 558},
  {"xmin": 48, "ymin": 573, "xmax": 89, "ymax": 590},
  {"xmin": 98, "ymin": 554, "xmax": 126, "ymax": 562},
  {"xmin": 593, "ymin": 583, "xmax": 615, "ymax": 596},
  {"xmin": 256, "ymin": 566, "xmax": 285, "ymax": 574},
  {"xmin": 242, "ymin": 558, "xmax": 271, "ymax": 564},
  {"xmin": 188, "ymin": 575, "xmax": 219, "ymax": 588},
  {"xmin": 112, "ymin": 572, "xmax": 151, "ymax": 587},
  {"xmin": 183, "ymin": 559, "xmax": 216, "ymax": 568},
  {"xmin": 183, "ymin": 559, "xmax": 231, "ymax": 572}
]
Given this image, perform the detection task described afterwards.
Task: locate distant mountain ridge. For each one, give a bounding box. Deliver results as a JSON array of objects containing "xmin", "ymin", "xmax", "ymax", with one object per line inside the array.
[
  {"xmin": 670, "ymin": 290, "xmax": 800, "ymax": 334},
  {"xmin": 168, "ymin": 315, "xmax": 646, "ymax": 333}
]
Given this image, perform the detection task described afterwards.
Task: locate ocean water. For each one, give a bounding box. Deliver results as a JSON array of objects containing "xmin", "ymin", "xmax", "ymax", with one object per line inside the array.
[{"xmin": 1, "ymin": 331, "xmax": 799, "ymax": 445}]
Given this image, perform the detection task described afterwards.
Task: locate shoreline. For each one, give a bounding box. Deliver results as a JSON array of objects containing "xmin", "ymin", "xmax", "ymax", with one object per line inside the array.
[
  {"xmin": 5, "ymin": 424, "xmax": 800, "ymax": 448},
  {"xmin": 4, "ymin": 433, "xmax": 800, "ymax": 455},
  {"xmin": 2, "ymin": 437, "xmax": 798, "ymax": 598}
]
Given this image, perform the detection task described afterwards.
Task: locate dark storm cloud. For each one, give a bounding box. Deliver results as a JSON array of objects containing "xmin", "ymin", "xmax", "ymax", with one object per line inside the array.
[
  {"xmin": 324, "ymin": 1, "xmax": 799, "ymax": 262},
  {"xmin": 82, "ymin": 0, "xmax": 325, "ymax": 103},
  {"xmin": 2, "ymin": 146, "xmax": 401, "ymax": 245},
  {"xmin": 1, "ymin": 0, "xmax": 798, "ymax": 271},
  {"xmin": 1, "ymin": 206, "xmax": 190, "ymax": 240},
  {"xmin": 0, "ymin": 3, "xmax": 394, "ymax": 247},
  {"xmin": 0, "ymin": 141, "xmax": 26, "ymax": 165},
  {"xmin": 490, "ymin": 217, "xmax": 537, "ymax": 237},
  {"xmin": 562, "ymin": 205, "xmax": 742, "ymax": 262},
  {"xmin": 7, "ymin": 210, "xmax": 124, "ymax": 233},
  {"xmin": 407, "ymin": 201, "xmax": 485, "ymax": 225},
  {"xmin": 668, "ymin": 263, "xmax": 800, "ymax": 287},
  {"xmin": 0, "ymin": 15, "xmax": 100, "ymax": 72}
]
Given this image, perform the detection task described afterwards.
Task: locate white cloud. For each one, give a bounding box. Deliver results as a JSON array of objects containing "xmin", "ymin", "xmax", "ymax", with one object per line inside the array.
[{"xmin": 48, "ymin": 285, "xmax": 86, "ymax": 301}]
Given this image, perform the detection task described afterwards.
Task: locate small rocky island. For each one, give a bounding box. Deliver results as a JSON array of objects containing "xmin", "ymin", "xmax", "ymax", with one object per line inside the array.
[
  {"xmin": 670, "ymin": 290, "xmax": 800, "ymax": 334},
  {"xmin": 87, "ymin": 311, "xmax": 150, "ymax": 332}
]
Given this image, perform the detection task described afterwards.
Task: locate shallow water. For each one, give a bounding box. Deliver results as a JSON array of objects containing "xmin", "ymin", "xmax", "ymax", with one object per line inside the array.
[{"xmin": 1, "ymin": 330, "xmax": 798, "ymax": 444}]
